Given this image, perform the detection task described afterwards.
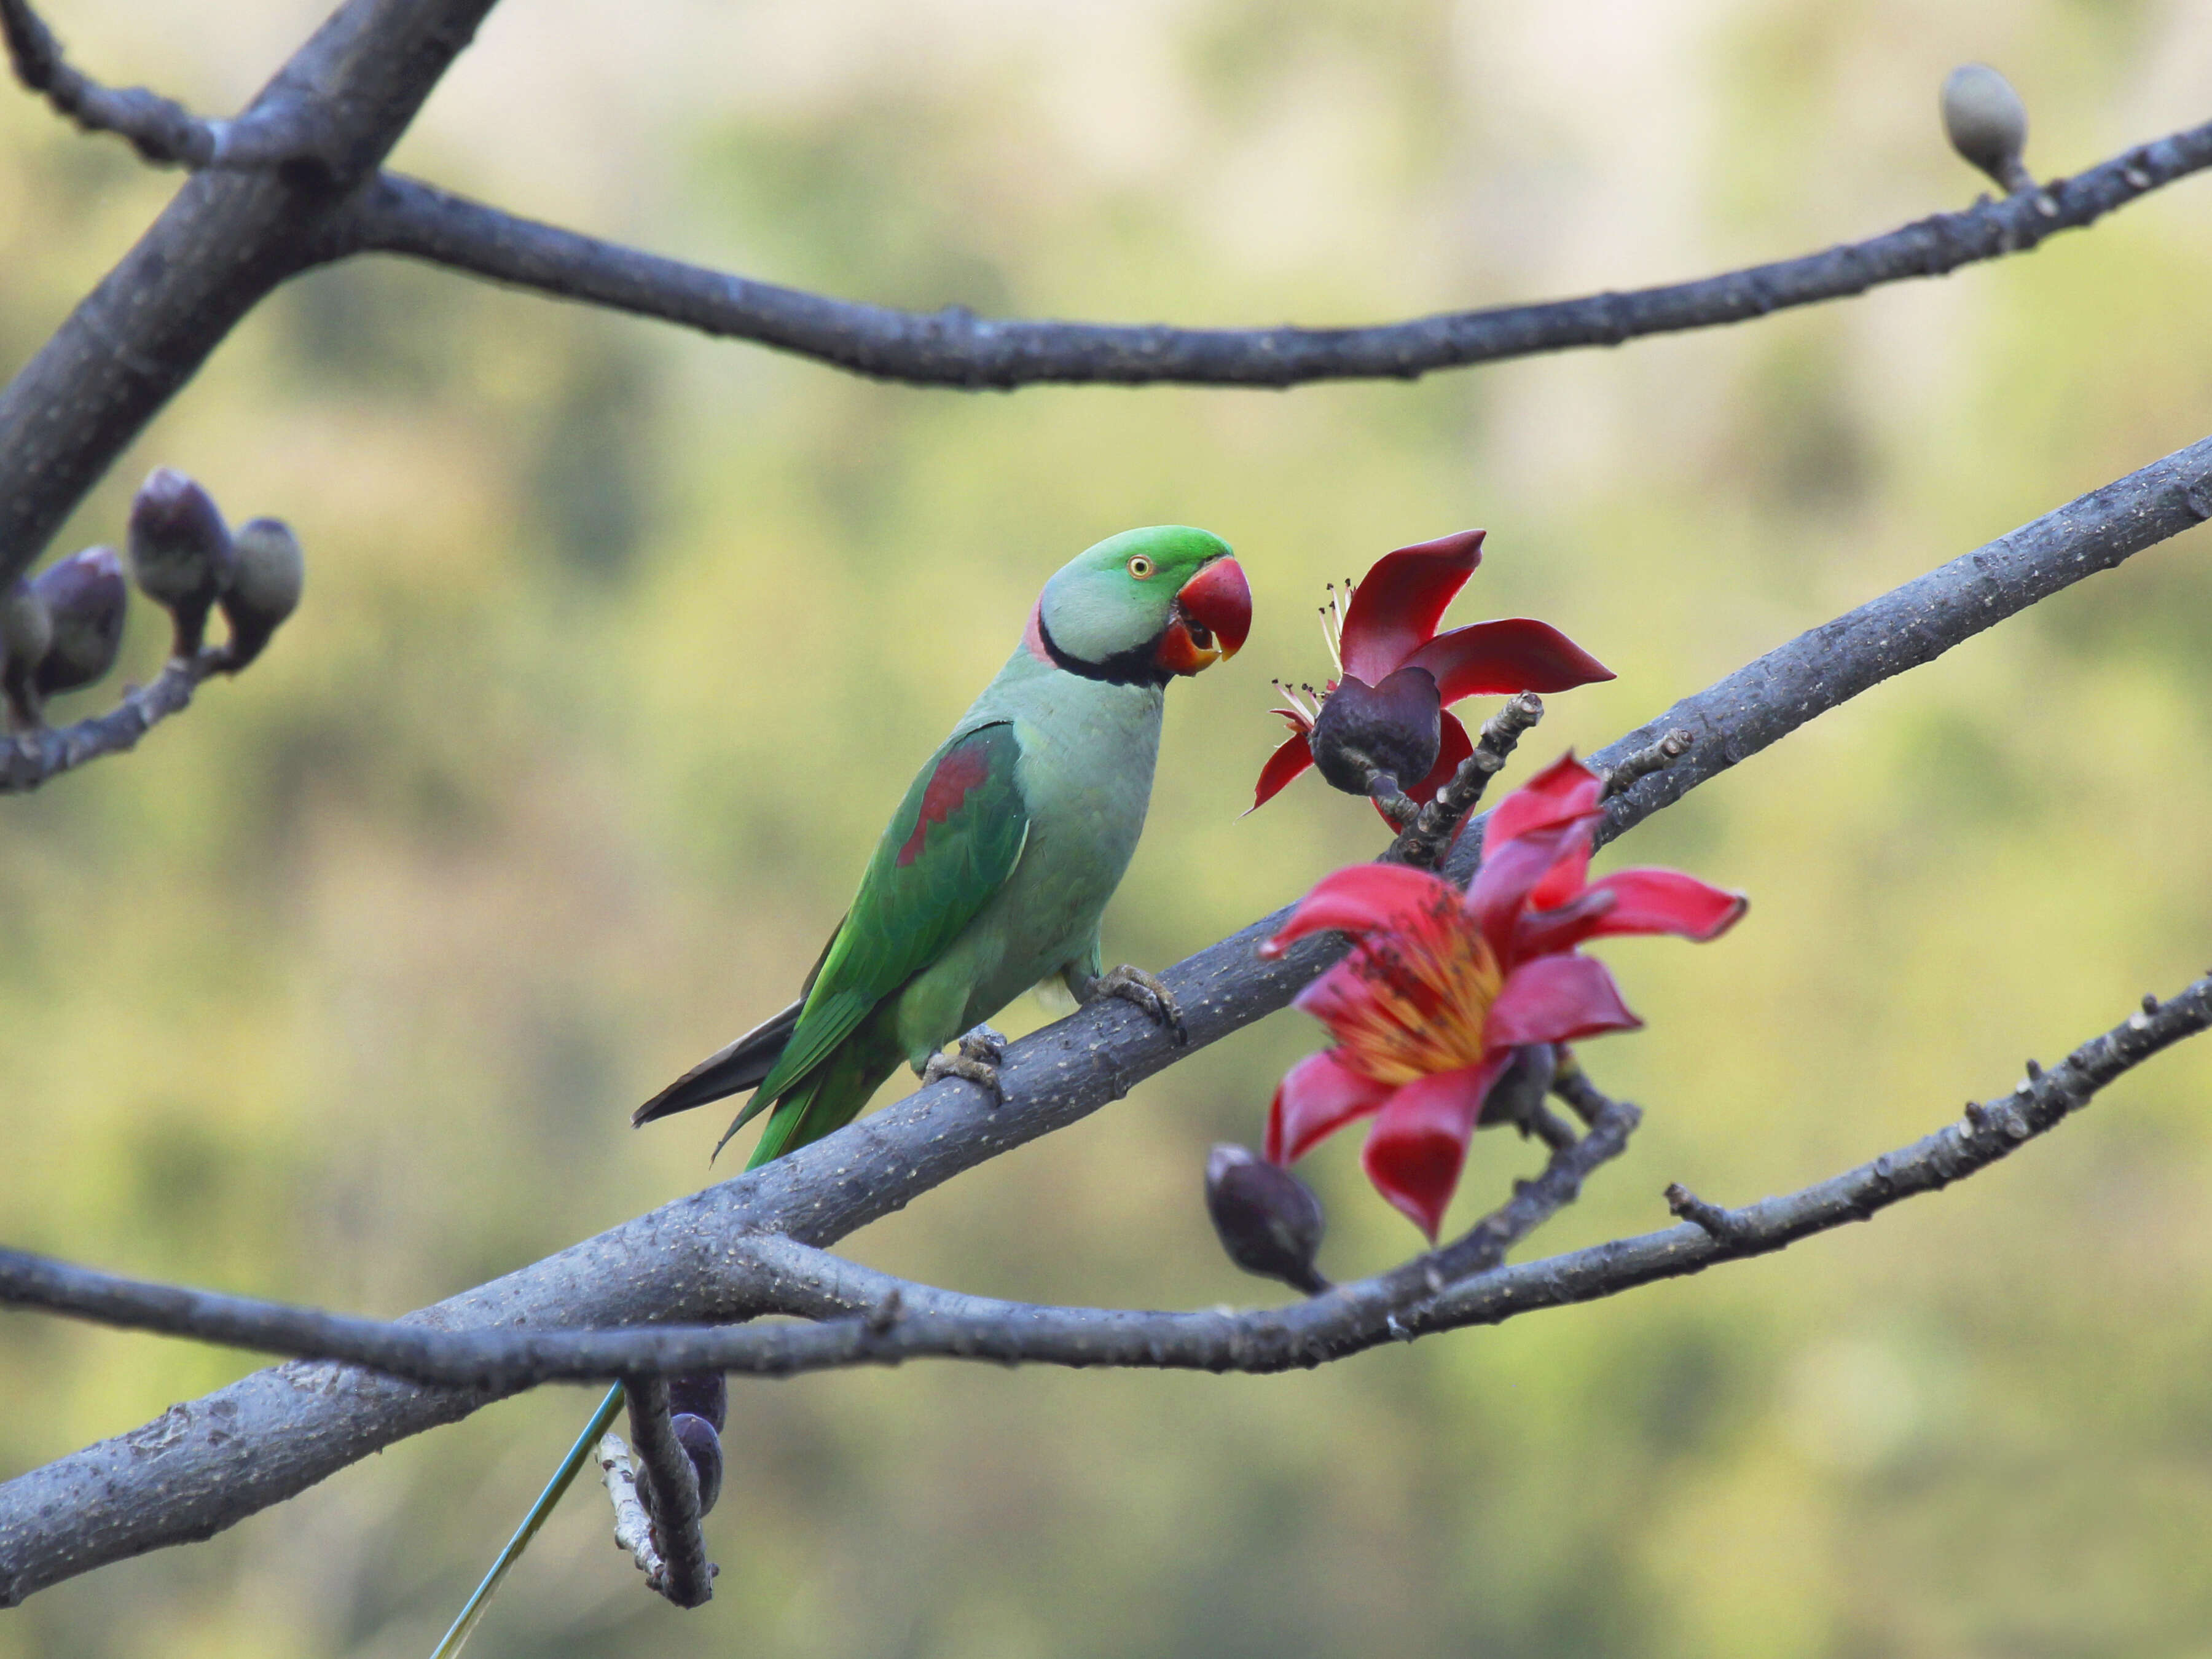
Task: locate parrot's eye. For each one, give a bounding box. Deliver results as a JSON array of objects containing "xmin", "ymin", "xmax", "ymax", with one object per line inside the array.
[{"xmin": 1126, "ymin": 555, "xmax": 1156, "ymax": 580}]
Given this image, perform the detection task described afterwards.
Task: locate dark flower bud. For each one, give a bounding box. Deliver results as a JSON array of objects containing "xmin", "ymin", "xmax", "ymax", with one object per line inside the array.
[
  {"xmin": 218, "ymin": 517, "xmax": 304, "ymax": 672},
  {"xmin": 666, "ymin": 1370, "xmax": 728, "ymax": 1433},
  {"xmin": 670, "ymin": 1411, "xmax": 724, "ymax": 1517},
  {"xmin": 31, "ymin": 546, "xmax": 128, "ymax": 697},
  {"xmin": 1942, "ymin": 64, "xmax": 2031, "ymax": 194},
  {"xmin": 127, "ymin": 468, "xmax": 235, "ymax": 657},
  {"xmin": 2, "ymin": 578, "xmax": 55, "ymax": 730},
  {"xmin": 1206, "ymin": 1143, "xmax": 1328, "ymax": 1295},
  {"xmin": 1477, "ymin": 1043, "xmax": 1558, "ymax": 1130},
  {"xmin": 1309, "ymin": 665, "xmax": 1442, "ymax": 797}
]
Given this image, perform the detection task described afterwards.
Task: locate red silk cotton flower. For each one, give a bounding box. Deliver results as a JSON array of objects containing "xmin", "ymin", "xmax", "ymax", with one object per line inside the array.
[
  {"xmin": 1259, "ymin": 754, "xmax": 1746, "ymax": 1239},
  {"xmin": 1253, "ymin": 530, "xmax": 1614, "ymax": 813}
]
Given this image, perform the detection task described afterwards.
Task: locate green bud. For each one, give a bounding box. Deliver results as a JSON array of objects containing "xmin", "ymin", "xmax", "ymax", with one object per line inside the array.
[
  {"xmin": 219, "ymin": 517, "xmax": 304, "ymax": 672},
  {"xmin": 1942, "ymin": 64, "xmax": 2031, "ymax": 194},
  {"xmin": 31, "ymin": 546, "xmax": 128, "ymax": 697},
  {"xmin": 128, "ymin": 468, "xmax": 235, "ymax": 657}
]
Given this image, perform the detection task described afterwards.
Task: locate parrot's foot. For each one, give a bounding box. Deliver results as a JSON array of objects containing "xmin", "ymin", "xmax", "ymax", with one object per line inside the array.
[
  {"xmin": 922, "ymin": 1024, "xmax": 1008, "ymax": 1105},
  {"xmin": 1078, "ymin": 963, "xmax": 1188, "ymax": 1047}
]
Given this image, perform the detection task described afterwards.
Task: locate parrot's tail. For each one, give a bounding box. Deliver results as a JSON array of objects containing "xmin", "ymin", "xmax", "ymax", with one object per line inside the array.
[{"xmin": 631, "ymin": 998, "xmax": 801, "ymax": 1125}]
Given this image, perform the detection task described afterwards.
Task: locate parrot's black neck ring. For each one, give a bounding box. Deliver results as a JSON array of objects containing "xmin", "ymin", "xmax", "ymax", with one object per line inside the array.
[{"xmin": 1035, "ymin": 613, "xmax": 1173, "ymax": 689}]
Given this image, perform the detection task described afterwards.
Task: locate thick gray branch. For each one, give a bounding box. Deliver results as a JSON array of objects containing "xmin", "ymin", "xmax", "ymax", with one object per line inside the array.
[
  {"xmin": 2, "ymin": 426, "xmax": 2209, "ymax": 1601},
  {"xmin": 327, "ymin": 120, "xmax": 2212, "ymax": 389}
]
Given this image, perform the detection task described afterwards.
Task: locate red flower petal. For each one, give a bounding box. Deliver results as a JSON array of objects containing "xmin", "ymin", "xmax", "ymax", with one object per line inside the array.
[
  {"xmin": 1526, "ymin": 868, "xmax": 1749, "ymax": 952},
  {"xmin": 1268, "ymin": 1048, "xmax": 1393, "ymax": 1164},
  {"xmin": 1248, "ymin": 731, "xmax": 1317, "ymax": 814},
  {"xmin": 1338, "ymin": 529, "xmax": 1486, "ymax": 683},
  {"xmin": 1486, "ymin": 752, "xmax": 1604, "ymax": 847},
  {"xmin": 1359, "ymin": 1057, "xmax": 1512, "ymax": 1239},
  {"xmin": 1262, "ymin": 863, "xmax": 1458, "ymax": 957},
  {"xmin": 1402, "ymin": 619, "xmax": 1615, "ymax": 705},
  {"xmin": 1484, "ymin": 954, "xmax": 1643, "ymax": 1048},
  {"xmin": 1464, "ymin": 817, "xmax": 1590, "ymax": 961}
]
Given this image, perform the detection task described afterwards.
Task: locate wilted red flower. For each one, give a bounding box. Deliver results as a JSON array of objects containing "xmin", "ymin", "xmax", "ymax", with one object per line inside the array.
[
  {"xmin": 1259, "ymin": 754, "xmax": 1746, "ymax": 1238},
  {"xmin": 1253, "ymin": 530, "xmax": 1614, "ymax": 812}
]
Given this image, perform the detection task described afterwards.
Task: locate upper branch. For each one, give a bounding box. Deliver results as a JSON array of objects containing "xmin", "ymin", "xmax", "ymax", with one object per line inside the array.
[
  {"xmin": 0, "ymin": 0, "xmax": 511, "ymax": 586},
  {"xmin": 326, "ymin": 119, "xmax": 2212, "ymax": 389},
  {"xmin": 3, "ymin": 425, "xmax": 2210, "ymax": 1601}
]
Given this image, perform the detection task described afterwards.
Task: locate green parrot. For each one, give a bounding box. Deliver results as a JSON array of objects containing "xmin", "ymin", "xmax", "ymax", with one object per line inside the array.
[
  {"xmin": 633, "ymin": 522, "xmax": 1253, "ymax": 1164},
  {"xmin": 433, "ymin": 527, "xmax": 1250, "ymax": 1658}
]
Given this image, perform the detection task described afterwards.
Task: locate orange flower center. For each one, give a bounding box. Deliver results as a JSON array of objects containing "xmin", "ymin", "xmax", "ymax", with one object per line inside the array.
[{"xmin": 1323, "ymin": 895, "xmax": 1502, "ymax": 1085}]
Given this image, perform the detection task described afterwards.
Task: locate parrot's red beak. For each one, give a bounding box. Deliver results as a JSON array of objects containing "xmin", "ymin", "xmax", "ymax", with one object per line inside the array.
[{"xmin": 1157, "ymin": 556, "xmax": 1252, "ymax": 677}]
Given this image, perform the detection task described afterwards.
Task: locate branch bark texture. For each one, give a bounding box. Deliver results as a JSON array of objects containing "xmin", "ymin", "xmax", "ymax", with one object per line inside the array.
[
  {"xmin": 2, "ymin": 427, "xmax": 2208, "ymax": 1601},
  {"xmin": 332, "ymin": 122, "xmax": 2212, "ymax": 388},
  {"xmin": 0, "ymin": 0, "xmax": 507, "ymax": 587}
]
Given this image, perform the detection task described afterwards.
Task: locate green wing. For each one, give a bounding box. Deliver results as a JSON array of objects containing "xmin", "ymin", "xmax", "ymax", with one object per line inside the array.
[{"xmin": 735, "ymin": 721, "xmax": 1029, "ymax": 1129}]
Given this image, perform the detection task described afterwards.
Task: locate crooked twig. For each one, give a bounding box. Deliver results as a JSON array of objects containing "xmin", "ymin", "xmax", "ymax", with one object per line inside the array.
[
  {"xmin": 620, "ymin": 1378, "xmax": 712, "ymax": 1608},
  {"xmin": 0, "ymin": 0, "xmax": 323, "ymax": 171},
  {"xmin": 326, "ymin": 119, "xmax": 2212, "ymax": 388},
  {"xmin": 0, "ymin": 651, "xmax": 219, "ymax": 794},
  {"xmin": 1387, "ymin": 691, "xmax": 1546, "ymax": 868}
]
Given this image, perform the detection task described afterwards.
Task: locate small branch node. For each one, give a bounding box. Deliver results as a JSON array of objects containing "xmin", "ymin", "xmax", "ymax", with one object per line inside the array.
[
  {"xmin": 1599, "ymin": 728, "xmax": 1696, "ymax": 799},
  {"xmin": 1664, "ymin": 1182, "xmax": 1749, "ymax": 1242}
]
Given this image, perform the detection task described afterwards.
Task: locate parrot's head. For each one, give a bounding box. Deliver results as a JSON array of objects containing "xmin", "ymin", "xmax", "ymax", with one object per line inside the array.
[{"xmin": 1026, "ymin": 526, "xmax": 1252, "ymax": 684}]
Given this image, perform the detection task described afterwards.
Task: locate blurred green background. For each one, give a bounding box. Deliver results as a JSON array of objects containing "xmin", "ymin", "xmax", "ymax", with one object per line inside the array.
[{"xmin": 7, "ymin": 1, "xmax": 2212, "ymax": 1654}]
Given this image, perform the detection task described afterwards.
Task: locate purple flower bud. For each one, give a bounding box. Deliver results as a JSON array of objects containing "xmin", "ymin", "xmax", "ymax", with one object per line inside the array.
[
  {"xmin": 670, "ymin": 1411, "xmax": 724, "ymax": 1517},
  {"xmin": 1477, "ymin": 1043, "xmax": 1558, "ymax": 1130},
  {"xmin": 2, "ymin": 578, "xmax": 55, "ymax": 731},
  {"xmin": 128, "ymin": 468, "xmax": 234, "ymax": 657},
  {"xmin": 1206, "ymin": 1143, "xmax": 1328, "ymax": 1295},
  {"xmin": 31, "ymin": 546, "xmax": 127, "ymax": 697},
  {"xmin": 1309, "ymin": 665, "xmax": 1441, "ymax": 797},
  {"xmin": 218, "ymin": 517, "xmax": 304, "ymax": 672},
  {"xmin": 666, "ymin": 1371, "xmax": 728, "ymax": 1434}
]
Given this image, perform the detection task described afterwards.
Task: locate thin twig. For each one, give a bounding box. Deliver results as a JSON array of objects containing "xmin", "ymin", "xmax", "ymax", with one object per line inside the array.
[
  {"xmin": 4, "ymin": 970, "xmax": 2208, "ymax": 1388},
  {"xmin": 6, "ymin": 430, "xmax": 2212, "ymax": 1601},
  {"xmin": 1598, "ymin": 728, "xmax": 1693, "ymax": 800},
  {"xmin": 0, "ymin": 0, "xmax": 321, "ymax": 170},
  {"xmin": 621, "ymin": 1378, "xmax": 712, "ymax": 1608},
  {"xmin": 327, "ymin": 120, "xmax": 2212, "ymax": 388},
  {"xmin": 595, "ymin": 1433, "xmax": 662, "ymax": 1583},
  {"xmin": 0, "ymin": 1094, "xmax": 1638, "ymax": 1387},
  {"xmin": 0, "ymin": 651, "xmax": 219, "ymax": 794},
  {"xmin": 1387, "ymin": 691, "xmax": 1544, "ymax": 868}
]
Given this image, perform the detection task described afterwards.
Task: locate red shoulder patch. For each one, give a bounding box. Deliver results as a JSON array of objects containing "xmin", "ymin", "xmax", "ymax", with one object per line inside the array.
[{"xmin": 897, "ymin": 739, "xmax": 997, "ymax": 868}]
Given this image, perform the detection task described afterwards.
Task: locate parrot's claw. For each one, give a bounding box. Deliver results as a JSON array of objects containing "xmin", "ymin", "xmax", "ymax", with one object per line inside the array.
[
  {"xmin": 923, "ymin": 1024, "xmax": 1008, "ymax": 1106},
  {"xmin": 1080, "ymin": 964, "xmax": 1188, "ymax": 1046}
]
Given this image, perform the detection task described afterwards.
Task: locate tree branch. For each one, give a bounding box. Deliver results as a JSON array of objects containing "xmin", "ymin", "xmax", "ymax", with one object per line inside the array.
[
  {"xmin": 0, "ymin": 0, "xmax": 511, "ymax": 588},
  {"xmin": 0, "ymin": 0, "xmax": 320, "ymax": 169},
  {"xmin": 619, "ymin": 1378, "xmax": 712, "ymax": 1609},
  {"xmin": 3, "ymin": 971, "xmax": 2204, "ymax": 1391},
  {"xmin": 0, "ymin": 649, "xmax": 219, "ymax": 794},
  {"xmin": 325, "ymin": 119, "xmax": 2212, "ymax": 389},
  {"xmin": 0, "ymin": 1092, "xmax": 1636, "ymax": 1387},
  {"xmin": 2, "ymin": 425, "xmax": 2209, "ymax": 1601}
]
